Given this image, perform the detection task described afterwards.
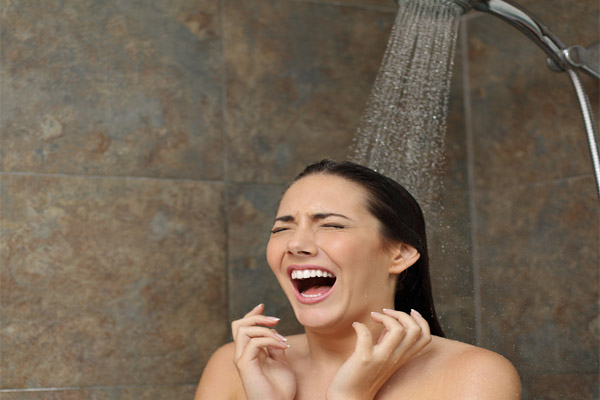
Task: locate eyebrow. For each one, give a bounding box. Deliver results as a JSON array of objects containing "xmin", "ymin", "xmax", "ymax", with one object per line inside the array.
[{"xmin": 273, "ymin": 212, "xmax": 352, "ymax": 223}]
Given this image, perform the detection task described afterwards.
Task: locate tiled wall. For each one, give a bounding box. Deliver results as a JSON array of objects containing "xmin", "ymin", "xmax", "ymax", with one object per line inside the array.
[
  {"xmin": 1, "ymin": 0, "xmax": 597, "ymax": 399},
  {"xmin": 466, "ymin": 1, "xmax": 599, "ymax": 397}
]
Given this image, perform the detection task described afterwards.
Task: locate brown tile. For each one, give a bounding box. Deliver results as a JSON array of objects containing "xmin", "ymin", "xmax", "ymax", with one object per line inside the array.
[
  {"xmin": 444, "ymin": 24, "xmax": 468, "ymax": 192},
  {"xmin": 467, "ymin": 0, "xmax": 600, "ymax": 189},
  {"xmin": 525, "ymin": 373, "xmax": 599, "ymax": 400},
  {"xmin": 0, "ymin": 385, "xmax": 197, "ymax": 400},
  {"xmin": 475, "ymin": 177, "xmax": 599, "ymax": 374},
  {"xmin": 428, "ymin": 188, "xmax": 475, "ymax": 343},
  {"xmin": 419, "ymin": 30, "xmax": 473, "ymax": 341},
  {"xmin": 1, "ymin": 0, "xmax": 223, "ymax": 179},
  {"xmin": 293, "ymin": 0, "xmax": 396, "ymax": 10},
  {"xmin": 227, "ymin": 183, "xmax": 303, "ymax": 335},
  {"xmin": 0, "ymin": 175, "xmax": 228, "ymax": 388},
  {"xmin": 224, "ymin": 0, "xmax": 395, "ymax": 183},
  {"xmin": 513, "ymin": 0, "xmax": 599, "ymax": 48},
  {"xmin": 0, "ymin": 391, "xmax": 88, "ymax": 400}
]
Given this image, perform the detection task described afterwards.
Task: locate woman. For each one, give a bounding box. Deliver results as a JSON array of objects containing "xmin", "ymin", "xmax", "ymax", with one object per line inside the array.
[{"xmin": 195, "ymin": 160, "xmax": 521, "ymax": 399}]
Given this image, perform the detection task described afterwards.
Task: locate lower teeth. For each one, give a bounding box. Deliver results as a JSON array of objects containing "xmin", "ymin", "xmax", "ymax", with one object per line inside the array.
[{"xmin": 301, "ymin": 292, "xmax": 321, "ymax": 298}]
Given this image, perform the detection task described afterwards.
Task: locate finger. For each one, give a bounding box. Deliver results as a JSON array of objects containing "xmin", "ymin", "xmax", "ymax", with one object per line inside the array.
[
  {"xmin": 352, "ymin": 321, "xmax": 374, "ymax": 360},
  {"xmin": 232, "ymin": 304, "xmax": 265, "ymax": 339},
  {"xmin": 410, "ymin": 309, "xmax": 431, "ymax": 338},
  {"xmin": 236, "ymin": 336, "xmax": 290, "ymax": 365},
  {"xmin": 231, "ymin": 312, "xmax": 281, "ymax": 340},
  {"xmin": 234, "ymin": 326, "xmax": 287, "ymax": 359},
  {"xmin": 370, "ymin": 311, "xmax": 406, "ymax": 344},
  {"xmin": 381, "ymin": 309, "xmax": 431, "ymax": 359},
  {"xmin": 405, "ymin": 309, "xmax": 432, "ymax": 356},
  {"xmin": 382, "ymin": 308, "xmax": 422, "ymax": 341},
  {"xmin": 370, "ymin": 312, "xmax": 409, "ymax": 361},
  {"xmin": 267, "ymin": 345, "xmax": 289, "ymax": 364},
  {"xmin": 244, "ymin": 303, "xmax": 265, "ymax": 318},
  {"xmin": 236, "ymin": 326, "xmax": 287, "ymax": 342}
]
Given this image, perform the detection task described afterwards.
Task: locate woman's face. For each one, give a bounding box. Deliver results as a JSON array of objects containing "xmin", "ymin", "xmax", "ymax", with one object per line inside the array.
[{"xmin": 266, "ymin": 174, "xmax": 400, "ymax": 331}]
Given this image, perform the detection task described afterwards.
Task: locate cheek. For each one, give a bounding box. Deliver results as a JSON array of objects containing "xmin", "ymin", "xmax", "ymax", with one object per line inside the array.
[
  {"xmin": 266, "ymin": 238, "xmax": 281, "ymax": 272},
  {"xmin": 338, "ymin": 238, "xmax": 390, "ymax": 277}
]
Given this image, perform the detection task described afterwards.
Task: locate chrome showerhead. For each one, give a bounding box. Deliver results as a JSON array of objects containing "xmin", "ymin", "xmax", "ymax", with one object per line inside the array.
[
  {"xmin": 449, "ymin": 0, "xmax": 472, "ymax": 13},
  {"xmin": 450, "ymin": 0, "xmax": 568, "ymax": 71}
]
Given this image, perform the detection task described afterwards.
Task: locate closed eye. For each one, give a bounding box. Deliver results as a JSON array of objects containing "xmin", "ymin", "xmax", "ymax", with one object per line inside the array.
[
  {"xmin": 322, "ymin": 224, "xmax": 344, "ymax": 229},
  {"xmin": 270, "ymin": 227, "xmax": 289, "ymax": 234}
]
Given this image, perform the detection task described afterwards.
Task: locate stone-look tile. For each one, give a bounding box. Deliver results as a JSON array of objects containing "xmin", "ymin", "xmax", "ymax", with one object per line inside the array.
[
  {"xmin": 227, "ymin": 183, "xmax": 303, "ymax": 336},
  {"xmin": 467, "ymin": 0, "xmax": 600, "ymax": 189},
  {"xmin": 293, "ymin": 0, "xmax": 395, "ymax": 10},
  {"xmin": 425, "ymin": 26, "xmax": 475, "ymax": 343},
  {"xmin": 225, "ymin": 0, "xmax": 395, "ymax": 183},
  {"xmin": 1, "ymin": 0, "xmax": 223, "ymax": 179},
  {"xmin": 0, "ymin": 175, "xmax": 228, "ymax": 389},
  {"xmin": 0, "ymin": 385, "xmax": 197, "ymax": 400},
  {"xmin": 476, "ymin": 177, "xmax": 598, "ymax": 375},
  {"xmin": 444, "ymin": 24, "xmax": 468, "ymax": 192},
  {"xmin": 428, "ymin": 187, "xmax": 475, "ymax": 343},
  {"xmin": 525, "ymin": 373, "xmax": 599, "ymax": 400}
]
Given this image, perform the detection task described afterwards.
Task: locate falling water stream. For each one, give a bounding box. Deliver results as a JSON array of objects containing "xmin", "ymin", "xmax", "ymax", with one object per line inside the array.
[{"xmin": 351, "ymin": 0, "xmax": 463, "ymax": 216}]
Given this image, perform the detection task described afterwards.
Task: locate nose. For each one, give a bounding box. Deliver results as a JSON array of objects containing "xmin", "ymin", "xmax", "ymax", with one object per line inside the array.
[{"xmin": 286, "ymin": 227, "xmax": 318, "ymax": 257}]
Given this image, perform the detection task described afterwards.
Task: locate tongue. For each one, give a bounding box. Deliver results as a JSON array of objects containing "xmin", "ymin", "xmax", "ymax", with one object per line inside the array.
[{"xmin": 303, "ymin": 285, "xmax": 331, "ymax": 296}]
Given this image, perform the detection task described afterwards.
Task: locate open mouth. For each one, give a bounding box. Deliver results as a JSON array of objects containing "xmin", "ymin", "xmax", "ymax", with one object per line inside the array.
[{"xmin": 290, "ymin": 268, "xmax": 337, "ymax": 301}]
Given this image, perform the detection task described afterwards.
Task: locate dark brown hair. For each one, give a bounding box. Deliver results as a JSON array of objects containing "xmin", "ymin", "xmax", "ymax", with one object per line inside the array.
[{"xmin": 293, "ymin": 159, "xmax": 444, "ymax": 337}]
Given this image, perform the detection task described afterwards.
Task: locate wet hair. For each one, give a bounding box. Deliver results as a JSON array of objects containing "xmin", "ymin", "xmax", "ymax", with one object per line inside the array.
[{"xmin": 293, "ymin": 159, "xmax": 445, "ymax": 337}]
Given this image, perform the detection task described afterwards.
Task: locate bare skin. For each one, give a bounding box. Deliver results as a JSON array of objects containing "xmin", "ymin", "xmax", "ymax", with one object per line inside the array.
[
  {"xmin": 195, "ymin": 175, "xmax": 521, "ymax": 400},
  {"xmin": 196, "ymin": 329, "xmax": 520, "ymax": 400}
]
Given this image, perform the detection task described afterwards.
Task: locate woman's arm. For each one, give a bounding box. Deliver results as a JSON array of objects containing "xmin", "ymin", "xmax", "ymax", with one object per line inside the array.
[{"xmin": 194, "ymin": 343, "xmax": 240, "ymax": 400}]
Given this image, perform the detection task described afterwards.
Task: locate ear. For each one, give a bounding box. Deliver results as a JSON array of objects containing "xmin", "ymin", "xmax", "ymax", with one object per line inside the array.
[{"xmin": 389, "ymin": 243, "xmax": 420, "ymax": 275}]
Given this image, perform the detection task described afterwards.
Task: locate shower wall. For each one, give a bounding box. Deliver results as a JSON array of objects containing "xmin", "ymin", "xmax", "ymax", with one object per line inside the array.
[
  {"xmin": 465, "ymin": 2, "xmax": 599, "ymax": 398},
  {"xmin": 1, "ymin": 0, "xmax": 597, "ymax": 399}
]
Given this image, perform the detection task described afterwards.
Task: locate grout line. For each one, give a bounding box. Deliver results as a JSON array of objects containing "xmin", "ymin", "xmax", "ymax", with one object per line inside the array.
[
  {"xmin": 0, "ymin": 384, "xmax": 198, "ymax": 393},
  {"xmin": 471, "ymin": 173, "xmax": 596, "ymax": 194},
  {"xmin": 0, "ymin": 170, "xmax": 293, "ymax": 187},
  {"xmin": 460, "ymin": 18, "xmax": 482, "ymax": 347},
  {"xmin": 220, "ymin": 0, "xmax": 232, "ymax": 333},
  {"xmin": 292, "ymin": 0, "xmax": 397, "ymax": 12},
  {"xmin": 0, "ymin": 171, "xmax": 223, "ymax": 184}
]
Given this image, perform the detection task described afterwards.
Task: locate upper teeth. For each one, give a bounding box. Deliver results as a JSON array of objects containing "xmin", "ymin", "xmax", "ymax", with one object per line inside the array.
[{"xmin": 291, "ymin": 269, "xmax": 335, "ymax": 279}]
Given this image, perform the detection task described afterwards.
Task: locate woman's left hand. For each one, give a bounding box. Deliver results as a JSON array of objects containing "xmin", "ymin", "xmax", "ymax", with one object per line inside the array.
[{"xmin": 326, "ymin": 309, "xmax": 432, "ymax": 400}]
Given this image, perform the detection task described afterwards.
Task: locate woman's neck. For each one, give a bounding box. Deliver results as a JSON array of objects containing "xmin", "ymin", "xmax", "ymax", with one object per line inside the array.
[{"xmin": 303, "ymin": 313, "xmax": 386, "ymax": 368}]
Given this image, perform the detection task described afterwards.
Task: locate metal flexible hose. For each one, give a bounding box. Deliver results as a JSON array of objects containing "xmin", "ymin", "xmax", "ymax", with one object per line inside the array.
[{"xmin": 567, "ymin": 68, "xmax": 600, "ymax": 198}]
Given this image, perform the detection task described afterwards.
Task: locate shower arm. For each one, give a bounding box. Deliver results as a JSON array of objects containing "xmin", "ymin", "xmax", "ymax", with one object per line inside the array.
[
  {"xmin": 468, "ymin": 0, "xmax": 599, "ymax": 80},
  {"xmin": 464, "ymin": 0, "xmax": 600, "ymax": 198},
  {"xmin": 392, "ymin": 0, "xmax": 600, "ymax": 197}
]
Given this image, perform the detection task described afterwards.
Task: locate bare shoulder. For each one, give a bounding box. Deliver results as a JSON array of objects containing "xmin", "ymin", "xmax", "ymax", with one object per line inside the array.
[
  {"xmin": 194, "ymin": 342, "xmax": 242, "ymax": 400},
  {"xmin": 432, "ymin": 336, "xmax": 522, "ymax": 399}
]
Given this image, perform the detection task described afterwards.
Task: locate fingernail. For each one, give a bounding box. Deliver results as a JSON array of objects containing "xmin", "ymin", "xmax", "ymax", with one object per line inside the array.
[
  {"xmin": 275, "ymin": 333, "xmax": 287, "ymax": 341},
  {"xmin": 371, "ymin": 311, "xmax": 382, "ymax": 316},
  {"xmin": 411, "ymin": 309, "xmax": 422, "ymax": 317},
  {"xmin": 266, "ymin": 316, "xmax": 280, "ymax": 321},
  {"xmin": 382, "ymin": 308, "xmax": 394, "ymax": 312},
  {"xmin": 254, "ymin": 303, "xmax": 264, "ymax": 309},
  {"xmin": 280, "ymin": 342, "xmax": 291, "ymax": 348}
]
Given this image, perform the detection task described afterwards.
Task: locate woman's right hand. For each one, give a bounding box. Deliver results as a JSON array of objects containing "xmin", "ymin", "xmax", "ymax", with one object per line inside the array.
[{"xmin": 232, "ymin": 303, "xmax": 297, "ymax": 400}]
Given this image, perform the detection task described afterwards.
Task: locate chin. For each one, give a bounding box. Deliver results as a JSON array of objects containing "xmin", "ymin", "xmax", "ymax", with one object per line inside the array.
[{"xmin": 287, "ymin": 298, "xmax": 352, "ymax": 332}]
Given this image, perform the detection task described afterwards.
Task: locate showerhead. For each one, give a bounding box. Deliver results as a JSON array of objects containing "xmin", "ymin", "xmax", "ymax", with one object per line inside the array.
[
  {"xmin": 448, "ymin": 0, "xmax": 472, "ymax": 13},
  {"xmin": 394, "ymin": 0, "xmax": 599, "ymax": 79},
  {"xmin": 448, "ymin": 0, "xmax": 568, "ymax": 71}
]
